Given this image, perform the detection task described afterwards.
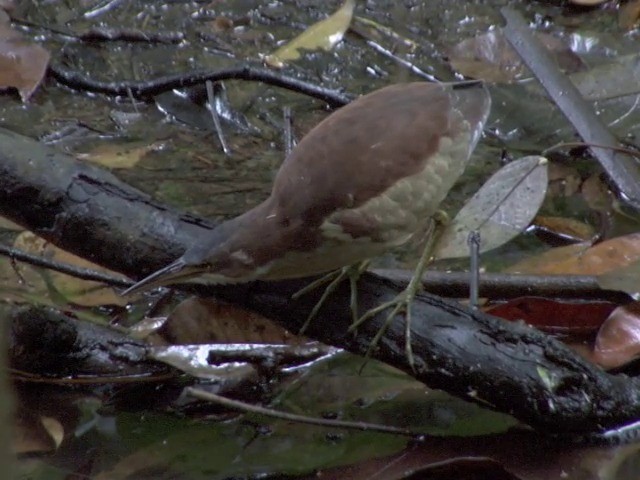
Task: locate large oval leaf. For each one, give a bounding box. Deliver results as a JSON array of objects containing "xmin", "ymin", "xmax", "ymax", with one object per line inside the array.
[{"xmin": 433, "ymin": 155, "xmax": 548, "ymax": 260}]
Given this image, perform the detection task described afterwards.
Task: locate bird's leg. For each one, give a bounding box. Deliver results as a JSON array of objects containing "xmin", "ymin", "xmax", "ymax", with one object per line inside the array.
[
  {"xmin": 294, "ymin": 261, "xmax": 370, "ymax": 334},
  {"xmin": 350, "ymin": 213, "xmax": 447, "ymax": 371}
]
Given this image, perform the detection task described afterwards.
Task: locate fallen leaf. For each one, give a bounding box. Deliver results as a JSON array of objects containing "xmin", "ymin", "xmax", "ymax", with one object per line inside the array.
[
  {"xmin": 264, "ymin": 0, "xmax": 356, "ymax": 68},
  {"xmin": 532, "ymin": 215, "xmax": 596, "ymax": 245},
  {"xmin": 155, "ymin": 297, "xmax": 298, "ymax": 345},
  {"xmin": 547, "ymin": 161, "xmax": 582, "ymax": 198},
  {"xmin": 352, "ymin": 16, "xmax": 417, "ymax": 51},
  {"xmin": 597, "ymin": 259, "xmax": 640, "ymax": 296},
  {"xmin": 487, "ymin": 297, "xmax": 615, "ymax": 336},
  {"xmin": 580, "ymin": 173, "xmax": 613, "ymax": 212},
  {"xmin": 593, "ymin": 302, "xmax": 640, "ymax": 369},
  {"xmin": 619, "ymin": 0, "xmax": 640, "ymax": 30},
  {"xmin": 0, "ymin": 10, "xmax": 49, "ymax": 101},
  {"xmin": 569, "ymin": 0, "xmax": 607, "ymax": 4},
  {"xmin": 506, "ymin": 233, "xmax": 640, "ymax": 276},
  {"xmin": 76, "ymin": 140, "xmax": 164, "ymax": 169},
  {"xmin": 433, "ymin": 156, "xmax": 548, "ymax": 260},
  {"xmin": 7, "ymin": 231, "xmax": 127, "ymax": 306},
  {"xmin": 448, "ymin": 30, "xmax": 583, "ymax": 83}
]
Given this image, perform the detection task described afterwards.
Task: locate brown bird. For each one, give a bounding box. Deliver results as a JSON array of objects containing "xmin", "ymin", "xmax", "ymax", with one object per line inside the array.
[{"xmin": 123, "ymin": 81, "xmax": 490, "ymax": 362}]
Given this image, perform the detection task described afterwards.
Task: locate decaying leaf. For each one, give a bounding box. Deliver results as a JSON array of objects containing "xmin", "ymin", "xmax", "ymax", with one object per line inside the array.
[
  {"xmin": 487, "ymin": 297, "xmax": 615, "ymax": 336},
  {"xmin": 264, "ymin": 0, "xmax": 356, "ymax": 68},
  {"xmin": 507, "ymin": 232, "xmax": 640, "ymax": 279},
  {"xmin": 619, "ymin": 0, "xmax": 640, "ymax": 30},
  {"xmin": 597, "ymin": 259, "xmax": 640, "ymax": 296},
  {"xmin": 532, "ymin": 215, "xmax": 596, "ymax": 244},
  {"xmin": 0, "ymin": 10, "xmax": 50, "ymax": 101},
  {"xmin": 569, "ymin": 0, "xmax": 607, "ymax": 5},
  {"xmin": 433, "ymin": 156, "xmax": 548, "ymax": 260},
  {"xmin": 154, "ymin": 297, "xmax": 295, "ymax": 345},
  {"xmin": 448, "ymin": 29, "xmax": 583, "ymax": 83},
  {"xmin": 352, "ymin": 15, "xmax": 417, "ymax": 51},
  {"xmin": 594, "ymin": 302, "xmax": 640, "ymax": 369},
  {"xmin": 76, "ymin": 140, "xmax": 165, "ymax": 169},
  {"xmin": 6, "ymin": 231, "xmax": 127, "ymax": 306}
]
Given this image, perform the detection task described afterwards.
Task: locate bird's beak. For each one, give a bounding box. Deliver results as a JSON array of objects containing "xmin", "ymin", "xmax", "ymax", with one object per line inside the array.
[{"xmin": 121, "ymin": 259, "xmax": 202, "ymax": 296}]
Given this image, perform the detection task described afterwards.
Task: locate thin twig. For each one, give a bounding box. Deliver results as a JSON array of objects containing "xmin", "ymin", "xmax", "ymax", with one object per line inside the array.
[
  {"xmin": 49, "ymin": 63, "xmax": 354, "ymax": 107},
  {"xmin": 185, "ymin": 387, "xmax": 421, "ymax": 438},
  {"xmin": 0, "ymin": 243, "xmax": 131, "ymax": 288}
]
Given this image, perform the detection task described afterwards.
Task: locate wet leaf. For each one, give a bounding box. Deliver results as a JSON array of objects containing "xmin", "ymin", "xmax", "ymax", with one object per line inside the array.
[
  {"xmin": 619, "ymin": 0, "xmax": 640, "ymax": 30},
  {"xmin": 155, "ymin": 83, "xmax": 259, "ymax": 134},
  {"xmin": 448, "ymin": 30, "xmax": 583, "ymax": 83},
  {"xmin": 486, "ymin": 297, "xmax": 615, "ymax": 336},
  {"xmin": 505, "ymin": 243, "xmax": 590, "ymax": 274},
  {"xmin": 0, "ymin": 10, "xmax": 49, "ymax": 101},
  {"xmin": 532, "ymin": 215, "xmax": 596, "ymax": 245},
  {"xmin": 569, "ymin": 0, "xmax": 607, "ymax": 4},
  {"xmin": 507, "ymin": 233, "xmax": 640, "ymax": 276},
  {"xmin": 149, "ymin": 344, "xmax": 256, "ymax": 380},
  {"xmin": 352, "ymin": 16, "xmax": 417, "ymax": 51},
  {"xmin": 155, "ymin": 297, "xmax": 296, "ymax": 345},
  {"xmin": 580, "ymin": 173, "xmax": 613, "ymax": 212},
  {"xmin": 76, "ymin": 140, "xmax": 165, "ymax": 169},
  {"xmin": 597, "ymin": 259, "xmax": 640, "ymax": 296},
  {"xmin": 593, "ymin": 302, "xmax": 640, "ymax": 369},
  {"xmin": 14, "ymin": 410, "xmax": 57, "ymax": 455},
  {"xmin": 39, "ymin": 417, "xmax": 64, "ymax": 449},
  {"xmin": 7, "ymin": 231, "xmax": 127, "ymax": 307},
  {"xmin": 433, "ymin": 156, "xmax": 548, "ymax": 260},
  {"xmin": 547, "ymin": 161, "xmax": 582, "ymax": 198},
  {"xmin": 264, "ymin": 0, "xmax": 356, "ymax": 68}
]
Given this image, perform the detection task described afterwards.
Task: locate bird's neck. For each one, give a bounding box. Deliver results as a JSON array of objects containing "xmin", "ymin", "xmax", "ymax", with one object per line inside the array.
[{"xmin": 181, "ymin": 198, "xmax": 283, "ymax": 282}]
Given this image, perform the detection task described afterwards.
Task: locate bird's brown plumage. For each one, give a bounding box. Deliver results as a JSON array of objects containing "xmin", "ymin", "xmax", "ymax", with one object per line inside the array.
[{"xmin": 123, "ymin": 81, "xmax": 490, "ymax": 295}]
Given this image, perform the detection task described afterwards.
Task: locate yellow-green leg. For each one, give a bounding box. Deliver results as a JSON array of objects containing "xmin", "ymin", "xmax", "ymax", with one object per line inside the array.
[
  {"xmin": 350, "ymin": 214, "xmax": 446, "ymax": 371},
  {"xmin": 294, "ymin": 261, "xmax": 370, "ymax": 334}
]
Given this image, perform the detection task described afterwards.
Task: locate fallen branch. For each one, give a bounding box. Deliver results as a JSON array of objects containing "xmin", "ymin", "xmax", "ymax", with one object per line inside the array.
[{"xmin": 1, "ymin": 127, "xmax": 640, "ymax": 441}]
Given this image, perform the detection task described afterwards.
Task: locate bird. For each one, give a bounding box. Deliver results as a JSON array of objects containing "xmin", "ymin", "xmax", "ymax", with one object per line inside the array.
[{"xmin": 123, "ymin": 81, "xmax": 491, "ymax": 365}]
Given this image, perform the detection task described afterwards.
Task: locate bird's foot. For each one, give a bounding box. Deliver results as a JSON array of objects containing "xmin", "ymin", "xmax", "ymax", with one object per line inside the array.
[
  {"xmin": 293, "ymin": 261, "xmax": 368, "ymax": 334},
  {"xmin": 349, "ymin": 286, "xmax": 418, "ymax": 371}
]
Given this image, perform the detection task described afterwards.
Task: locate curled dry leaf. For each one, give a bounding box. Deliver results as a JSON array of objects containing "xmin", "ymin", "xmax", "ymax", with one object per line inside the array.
[
  {"xmin": 264, "ymin": 0, "xmax": 356, "ymax": 68},
  {"xmin": 433, "ymin": 156, "xmax": 548, "ymax": 260},
  {"xmin": 594, "ymin": 302, "xmax": 640, "ymax": 369}
]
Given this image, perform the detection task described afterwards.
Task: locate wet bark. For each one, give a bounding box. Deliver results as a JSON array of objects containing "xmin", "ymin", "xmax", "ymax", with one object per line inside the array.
[{"xmin": 1, "ymin": 127, "xmax": 640, "ymax": 440}]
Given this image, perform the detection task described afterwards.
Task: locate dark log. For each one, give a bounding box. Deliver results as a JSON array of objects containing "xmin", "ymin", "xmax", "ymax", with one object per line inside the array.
[{"xmin": 1, "ymin": 127, "xmax": 640, "ymax": 440}]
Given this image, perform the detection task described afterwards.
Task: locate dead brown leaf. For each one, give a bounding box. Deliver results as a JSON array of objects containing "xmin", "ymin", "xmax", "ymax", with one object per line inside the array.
[
  {"xmin": 0, "ymin": 11, "xmax": 50, "ymax": 101},
  {"xmin": 593, "ymin": 302, "xmax": 640, "ymax": 369},
  {"xmin": 155, "ymin": 297, "xmax": 300, "ymax": 345},
  {"xmin": 506, "ymin": 233, "xmax": 640, "ymax": 275}
]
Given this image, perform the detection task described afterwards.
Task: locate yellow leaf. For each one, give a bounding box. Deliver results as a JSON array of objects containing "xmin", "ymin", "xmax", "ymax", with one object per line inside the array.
[
  {"xmin": 264, "ymin": 0, "xmax": 356, "ymax": 68},
  {"xmin": 76, "ymin": 141, "xmax": 163, "ymax": 169}
]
